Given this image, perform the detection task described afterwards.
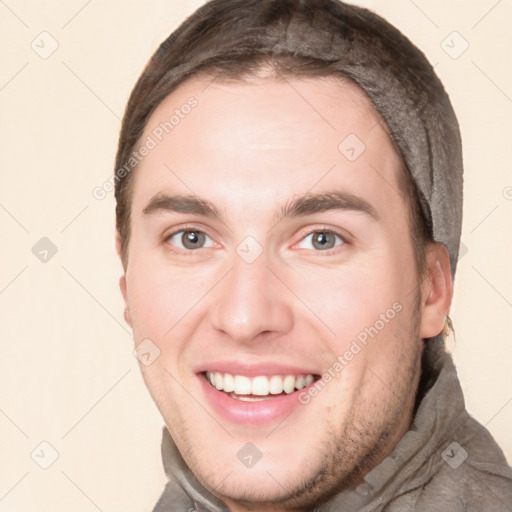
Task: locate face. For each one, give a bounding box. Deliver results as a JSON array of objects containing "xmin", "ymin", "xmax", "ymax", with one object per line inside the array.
[{"xmin": 119, "ymin": 75, "xmax": 439, "ymax": 511}]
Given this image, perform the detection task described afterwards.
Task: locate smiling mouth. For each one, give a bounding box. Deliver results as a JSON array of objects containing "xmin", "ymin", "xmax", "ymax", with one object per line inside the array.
[{"xmin": 203, "ymin": 371, "xmax": 320, "ymax": 401}]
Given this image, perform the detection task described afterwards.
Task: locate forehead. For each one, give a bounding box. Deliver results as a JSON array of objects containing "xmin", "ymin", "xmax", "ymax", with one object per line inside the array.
[{"xmin": 131, "ymin": 75, "xmax": 404, "ymax": 222}]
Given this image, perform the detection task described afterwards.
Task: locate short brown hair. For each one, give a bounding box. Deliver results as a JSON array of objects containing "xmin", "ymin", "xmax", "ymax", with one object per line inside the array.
[{"xmin": 115, "ymin": 0, "xmax": 435, "ymax": 273}]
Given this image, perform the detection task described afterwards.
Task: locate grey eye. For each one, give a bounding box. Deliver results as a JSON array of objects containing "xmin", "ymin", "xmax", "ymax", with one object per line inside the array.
[
  {"xmin": 297, "ymin": 231, "xmax": 344, "ymax": 251},
  {"xmin": 168, "ymin": 230, "xmax": 212, "ymax": 250}
]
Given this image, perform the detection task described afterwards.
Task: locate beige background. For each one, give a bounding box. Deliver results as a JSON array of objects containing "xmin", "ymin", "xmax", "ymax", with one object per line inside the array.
[{"xmin": 0, "ymin": 0, "xmax": 511, "ymax": 510}]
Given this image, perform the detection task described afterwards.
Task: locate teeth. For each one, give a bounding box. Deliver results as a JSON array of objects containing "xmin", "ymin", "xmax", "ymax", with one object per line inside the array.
[
  {"xmin": 205, "ymin": 371, "xmax": 315, "ymax": 396},
  {"xmin": 252, "ymin": 376, "xmax": 269, "ymax": 396},
  {"xmin": 283, "ymin": 375, "xmax": 295, "ymax": 394},
  {"xmin": 223, "ymin": 372, "xmax": 234, "ymax": 392},
  {"xmin": 234, "ymin": 375, "xmax": 252, "ymax": 395},
  {"xmin": 269, "ymin": 375, "xmax": 283, "ymax": 394},
  {"xmin": 232, "ymin": 395, "xmax": 266, "ymax": 402}
]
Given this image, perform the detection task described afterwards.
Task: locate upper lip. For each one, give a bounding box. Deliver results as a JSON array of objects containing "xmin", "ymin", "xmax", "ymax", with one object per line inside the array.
[{"xmin": 194, "ymin": 360, "xmax": 319, "ymax": 377}]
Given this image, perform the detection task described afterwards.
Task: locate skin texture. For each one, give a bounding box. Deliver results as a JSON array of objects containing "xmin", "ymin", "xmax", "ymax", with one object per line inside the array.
[{"xmin": 118, "ymin": 75, "xmax": 452, "ymax": 511}]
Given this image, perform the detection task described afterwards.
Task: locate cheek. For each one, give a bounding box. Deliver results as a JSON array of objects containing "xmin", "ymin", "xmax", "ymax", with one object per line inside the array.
[
  {"xmin": 287, "ymin": 252, "xmax": 414, "ymax": 388},
  {"xmin": 126, "ymin": 263, "xmax": 198, "ymax": 340},
  {"xmin": 126, "ymin": 268, "xmax": 200, "ymax": 408},
  {"xmin": 292, "ymin": 261, "xmax": 400, "ymax": 341}
]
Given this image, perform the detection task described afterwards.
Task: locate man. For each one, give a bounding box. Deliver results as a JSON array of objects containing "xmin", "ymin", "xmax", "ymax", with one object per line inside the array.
[{"xmin": 114, "ymin": 0, "xmax": 512, "ymax": 510}]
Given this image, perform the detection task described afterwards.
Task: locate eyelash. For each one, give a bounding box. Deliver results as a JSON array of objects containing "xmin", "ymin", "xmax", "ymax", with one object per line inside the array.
[{"xmin": 163, "ymin": 225, "xmax": 349, "ymax": 256}]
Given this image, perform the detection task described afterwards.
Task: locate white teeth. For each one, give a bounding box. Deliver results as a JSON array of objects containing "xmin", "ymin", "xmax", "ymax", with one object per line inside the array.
[
  {"xmin": 234, "ymin": 375, "xmax": 252, "ymax": 395},
  {"xmin": 205, "ymin": 371, "xmax": 315, "ymax": 396},
  {"xmin": 269, "ymin": 375, "xmax": 283, "ymax": 394},
  {"xmin": 223, "ymin": 372, "xmax": 234, "ymax": 392},
  {"xmin": 233, "ymin": 395, "xmax": 266, "ymax": 402},
  {"xmin": 283, "ymin": 375, "xmax": 295, "ymax": 394},
  {"xmin": 252, "ymin": 376, "xmax": 269, "ymax": 396}
]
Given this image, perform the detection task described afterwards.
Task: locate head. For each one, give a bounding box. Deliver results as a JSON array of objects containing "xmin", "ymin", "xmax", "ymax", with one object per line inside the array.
[{"xmin": 114, "ymin": 1, "xmax": 459, "ymax": 510}]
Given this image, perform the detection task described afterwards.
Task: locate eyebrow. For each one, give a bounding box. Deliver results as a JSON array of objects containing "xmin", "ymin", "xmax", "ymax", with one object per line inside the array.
[{"xmin": 142, "ymin": 190, "xmax": 379, "ymax": 223}]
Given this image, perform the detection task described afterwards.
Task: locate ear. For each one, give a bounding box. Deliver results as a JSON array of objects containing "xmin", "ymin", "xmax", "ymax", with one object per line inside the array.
[
  {"xmin": 116, "ymin": 230, "xmax": 132, "ymax": 327},
  {"xmin": 119, "ymin": 275, "xmax": 132, "ymax": 327},
  {"xmin": 419, "ymin": 243, "xmax": 453, "ymax": 339}
]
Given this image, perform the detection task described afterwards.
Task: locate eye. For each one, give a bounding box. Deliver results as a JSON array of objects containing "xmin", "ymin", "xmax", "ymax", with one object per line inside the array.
[
  {"xmin": 296, "ymin": 230, "xmax": 345, "ymax": 251},
  {"xmin": 166, "ymin": 229, "xmax": 215, "ymax": 250}
]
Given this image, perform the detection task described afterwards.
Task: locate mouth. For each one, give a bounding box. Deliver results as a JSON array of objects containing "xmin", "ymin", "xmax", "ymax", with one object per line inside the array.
[
  {"xmin": 203, "ymin": 371, "xmax": 317, "ymax": 401},
  {"xmin": 197, "ymin": 369, "xmax": 321, "ymax": 425}
]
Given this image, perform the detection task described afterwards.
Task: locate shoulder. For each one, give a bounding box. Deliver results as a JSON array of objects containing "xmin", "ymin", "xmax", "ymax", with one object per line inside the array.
[{"xmin": 412, "ymin": 415, "xmax": 512, "ymax": 512}]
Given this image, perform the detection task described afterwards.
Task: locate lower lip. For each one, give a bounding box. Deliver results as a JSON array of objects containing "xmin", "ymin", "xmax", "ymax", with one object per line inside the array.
[{"xmin": 198, "ymin": 374, "xmax": 311, "ymax": 426}]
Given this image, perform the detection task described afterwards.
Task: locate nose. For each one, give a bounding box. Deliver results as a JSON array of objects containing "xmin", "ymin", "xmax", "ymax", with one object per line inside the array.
[{"xmin": 209, "ymin": 253, "xmax": 294, "ymax": 344}]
